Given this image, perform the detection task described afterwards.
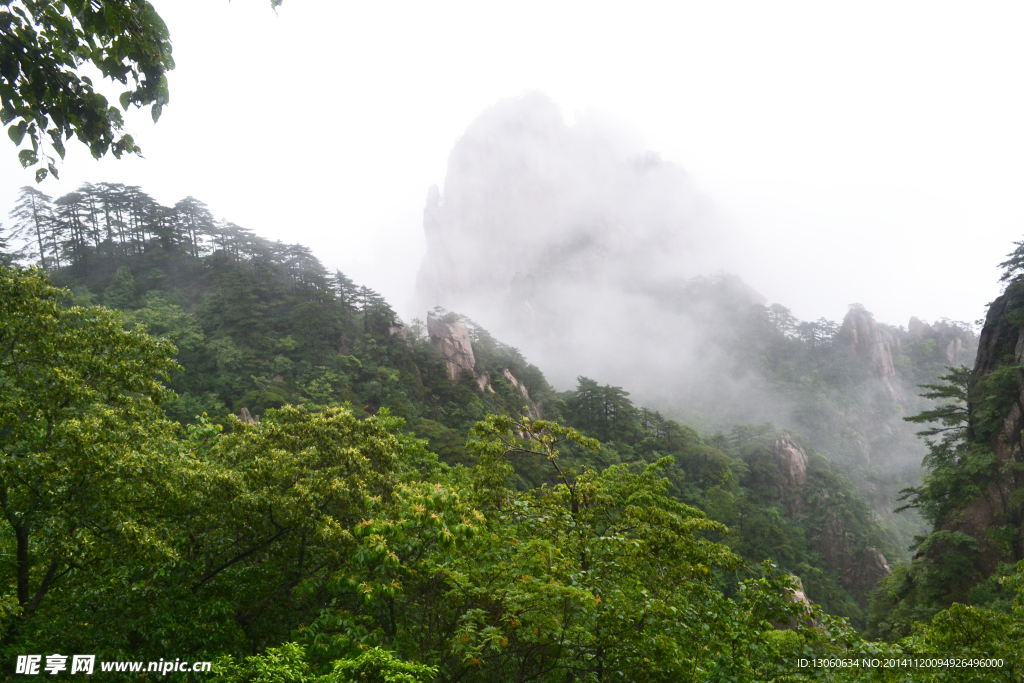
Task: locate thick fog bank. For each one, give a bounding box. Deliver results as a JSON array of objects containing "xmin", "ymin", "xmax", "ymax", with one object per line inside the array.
[
  {"xmin": 412, "ymin": 94, "xmax": 985, "ymax": 547},
  {"xmin": 416, "ymin": 93, "xmax": 795, "ymax": 424}
]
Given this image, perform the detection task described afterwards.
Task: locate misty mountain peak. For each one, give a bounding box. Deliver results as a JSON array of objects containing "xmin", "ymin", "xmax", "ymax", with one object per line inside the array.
[{"xmin": 415, "ymin": 92, "xmax": 718, "ymax": 323}]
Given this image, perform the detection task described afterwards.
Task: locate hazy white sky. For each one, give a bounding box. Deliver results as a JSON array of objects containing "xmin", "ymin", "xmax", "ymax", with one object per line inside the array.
[{"xmin": 3, "ymin": 0, "xmax": 1022, "ymax": 329}]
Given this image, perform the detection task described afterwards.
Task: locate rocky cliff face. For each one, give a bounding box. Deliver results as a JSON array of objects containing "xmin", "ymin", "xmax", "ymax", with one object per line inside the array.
[
  {"xmin": 908, "ymin": 316, "xmax": 976, "ymax": 365},
  {"xmin": 416, "ymin": 93, "xmax": 717, "ymax": 318},
  {"xmin": 940, "ymin": 282, "xmax": 1024, "ymax": 575},
  {"xmin": 770, "ymin": 434, "xmax": 892, "ymax": 606},
  {"xmin": 425, "ymin": 313, "xmax": 543, "ymax": 418},
  {"xmin": 427, "ymin": 312, "xmax": 476, "ymax": 380},
  {"xmin": 839, "ymin": 306, "xmax": 901, "ymax": 401},
  {"xmin": 844, "ymin": 547, "xmax": 892, "ymax": 602},
  {"xmin": 774, "ymin": 435, "xmax": 808, "ymax": 513}
]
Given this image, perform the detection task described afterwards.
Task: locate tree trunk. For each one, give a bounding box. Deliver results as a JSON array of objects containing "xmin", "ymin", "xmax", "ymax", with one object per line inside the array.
[{"xmin": 15, "ymin": 522, "xmax": 29, "ymax": 608}]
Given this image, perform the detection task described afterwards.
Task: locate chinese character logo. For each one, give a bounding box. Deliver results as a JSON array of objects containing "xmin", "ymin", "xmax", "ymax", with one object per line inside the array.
[
  {"xmin": 16, "ymin": 654, "xmax": 95, "ymax": 675},
  {"xmin": 16, "ymin": 655, "xmax": 41, "ymax": 675},
  {"xmin": 44, "ymin": 654, "xmax": 68, "ymax": 675},
  {"xmin": 71, "ymin": 655, "xmax": 95, "ymax": 674}
]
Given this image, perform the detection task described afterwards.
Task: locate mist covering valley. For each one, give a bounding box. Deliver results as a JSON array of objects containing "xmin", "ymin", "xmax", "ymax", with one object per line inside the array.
[{"xmin": 413, "ymin": 92, "xmax": 977, "ymax": 547}]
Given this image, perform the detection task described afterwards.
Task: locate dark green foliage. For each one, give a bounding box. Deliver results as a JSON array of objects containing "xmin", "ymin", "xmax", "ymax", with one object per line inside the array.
[
  {"xmin": 971, "ymin": 364, "xmax": 1023, "ymax": 443},
  {"xmin": 2, "ymin": 266, "xmax": 861, "ymax": 681},
  {"xmin": 103, "ymin": 264, "xmax": 137, "ymax": 309},
  {"xmin": 903, "ymin": 366, "xmax": 971, "ymax": 441},
  {"xmin": 897, "ymin": 367, "xmax": 998, "ymax": 530},
  {"xmin": 563, "ymin": 376, "xmax": 640, "ymax": 444},
  {"xmin": 0, "ymin": 183, "xmax": 907, "ymax": 631},
  {"xmin": 9, "ymin": 197, "xmax": 1024, "ymax": 679},
  {"xmin": 998, "ymin": 238, "xmax": 1024, "ymax": 283},
  {"xmin": 553, "ymin": 378, "xmax": 898, "ymax": 627},
  {"xmin": 0, "ymin": 184, "xmax": 561, "ymax": 449},
  {"xmin": 652, "ymin": 281, "xmax": 978, "ymax": 563},
  {"xmin": 1, "ymin": 0, "xmax": 173, "ymax": 179}
]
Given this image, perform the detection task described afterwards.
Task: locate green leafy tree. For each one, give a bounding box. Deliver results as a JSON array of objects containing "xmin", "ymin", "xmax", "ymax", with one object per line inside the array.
[
  {"xmin": 1, "ymin": 0, "xmax": 173, "ymax": 180},
  {"xmin": 294, "ymin": 414, "xmax": 829, "ymax": 682},
  {"xmin": 1, "ymin": 1, "xmax": 290, "ymax": 181},
  {"xmin": 123, "ymin": 290, "xmax": 205, "ymax": 351},
  {"xmin": 0, "ymin": 265, "xmax": 177, "ymax": 636}
]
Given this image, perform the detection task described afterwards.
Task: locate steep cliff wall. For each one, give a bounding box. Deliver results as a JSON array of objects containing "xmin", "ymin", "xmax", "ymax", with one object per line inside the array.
[
  {"xmin": 753, "ymin": 433, "xmax": 893, "ymax": 610},
  {"xmin": 942, "ymin": 281, "xmax": 1024, "ymax": 574},
  {"xmin": 838, "ymin": 306, "xmax": 901, "ymax": 402}
]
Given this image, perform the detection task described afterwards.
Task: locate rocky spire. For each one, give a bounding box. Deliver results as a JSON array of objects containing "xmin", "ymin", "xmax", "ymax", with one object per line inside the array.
[
  {"xmin": 839, "ymin": 306, "xmax": 902, "ymax": 401},
  {"xmin": 773, "ymin": 435, "xmax": 808, "ymax": 513},
  {"xmin": 426, "ymin": 312, "xmax": 476, "ymax": 380}
]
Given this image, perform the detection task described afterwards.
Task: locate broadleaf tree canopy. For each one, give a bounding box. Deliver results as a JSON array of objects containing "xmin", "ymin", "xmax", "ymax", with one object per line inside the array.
[{"xmin": 1, "ymin": 1, "xmax": 282, "ymax": 182}]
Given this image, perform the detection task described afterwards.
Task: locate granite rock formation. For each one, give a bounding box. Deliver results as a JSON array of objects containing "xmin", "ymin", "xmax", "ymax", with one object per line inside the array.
[
  {"xmin": 908, "ymin": 316, "xmax": 975, "ymax": 365},
  {"xmin": 774, "ymin": 435, "xmax": 808, "ymax": 513},
  {"xmin": 427, "ymin": 312, "xmax": 476, "ymax": 380},
  {"xmin": 775, "ymin": 574, "xmax": 816, "ymax": 630},
  {"xmin": 839, "ymin": 306, "xmax": 901, "ymax": 401},
  {"xmin": 413, "ymin": 92, "xmax": 740, "ymax": 398},
  {"xmin": 936, "ymin": 281, "xmax": 1024, "ymax": 576}
]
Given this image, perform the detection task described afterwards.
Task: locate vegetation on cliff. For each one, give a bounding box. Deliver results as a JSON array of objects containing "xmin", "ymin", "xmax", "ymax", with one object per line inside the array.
[{"xmin": 866, "ymin": 244, "xmax": 1024, "ymax": 645}]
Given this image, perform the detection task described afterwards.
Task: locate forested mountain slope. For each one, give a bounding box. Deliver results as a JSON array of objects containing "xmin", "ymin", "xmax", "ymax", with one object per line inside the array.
[
  {"xmin": 3, "ymin": 182, "xmax": 1024, "ymax": 680},
  {"xmin": 4, "ymin": 182, "xmax": 905, "ymax": 625}
]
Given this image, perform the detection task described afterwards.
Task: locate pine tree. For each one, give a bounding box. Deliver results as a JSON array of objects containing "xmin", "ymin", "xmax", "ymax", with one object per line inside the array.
[
  {"xmin": 0, "ymin": 224, "xmax": 24, "ymax": 266},
  {"xmin": 7, "ymin": 187, "xmax": 55, "ymax": 269},
  {"xmin": 174, "ymin": 197, "xmax": 215, "ymax": 258},
  {"xmin": 334, "ymin": 271, "xmax": 359, "ymax": 312},
  {"xmin": 103, "ymin": 266, "xmax": 137, "ymax": 309},
  {"xmin": 355, "ymin": 285, "xmax": 394, "ymax": 333}
]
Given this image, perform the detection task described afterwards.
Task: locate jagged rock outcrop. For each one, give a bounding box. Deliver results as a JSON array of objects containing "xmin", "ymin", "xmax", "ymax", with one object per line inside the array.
[
  {"xmin": 945, "ymin": 337, "xmax": 964, "ymax": 365},
  {"xmin": 416, "ymin": 93, "xmax": 716, "ymax": 320},
  {"xmin": 773, "ymin": 435, "xmax": 808, "ymax": 513},
  {"xmin": 774, "ymin": 573, "xmax": 816, "ymax": 630},
  {"xmin": 806, "ymin": 483, "xmax": 894, "ymax": 606},
  {"xmin": 413, "ymin": 92, "xmax": 749, "ymax": 400},
  {"xmin": 840, "ymin": 307, "xmax": 897, "ymax": 380},
  {"xmin": 503, "ymin": 368, "xmax": 530, "ymax": 400},
  {"xmin": 423, "ymin": 313, "xmax": 540, "ymax": 417},
  {"xmin": 238, "ymin": 407, "xmax": 259, "ymax": 424},
  {"xmin": 774, "ymin": 435, "xmax": 808, "ymax": 489},
  {"xmin": 427, "ymin": 312, "xmax": 476, "ymax": 380},
  {"xmin": 501, "ymin": 368, "xmax": 540, "ymax": 418},
  {"xmin": 908, "ymin": 316, "xmax": 975, "ymax": 365},
  {"xmin": 863, "ymin": 547, "xmax": 891, "ymax": 576},
  {"xmin": 839, "ymin": 306, "xmax": 902, "ymax": 401}
]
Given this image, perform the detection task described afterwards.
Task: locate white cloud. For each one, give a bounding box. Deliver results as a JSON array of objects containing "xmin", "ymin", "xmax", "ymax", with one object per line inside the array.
[{"xmin": 2, "ymin": 0, "xmax": 1019, "ymax": 327}]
